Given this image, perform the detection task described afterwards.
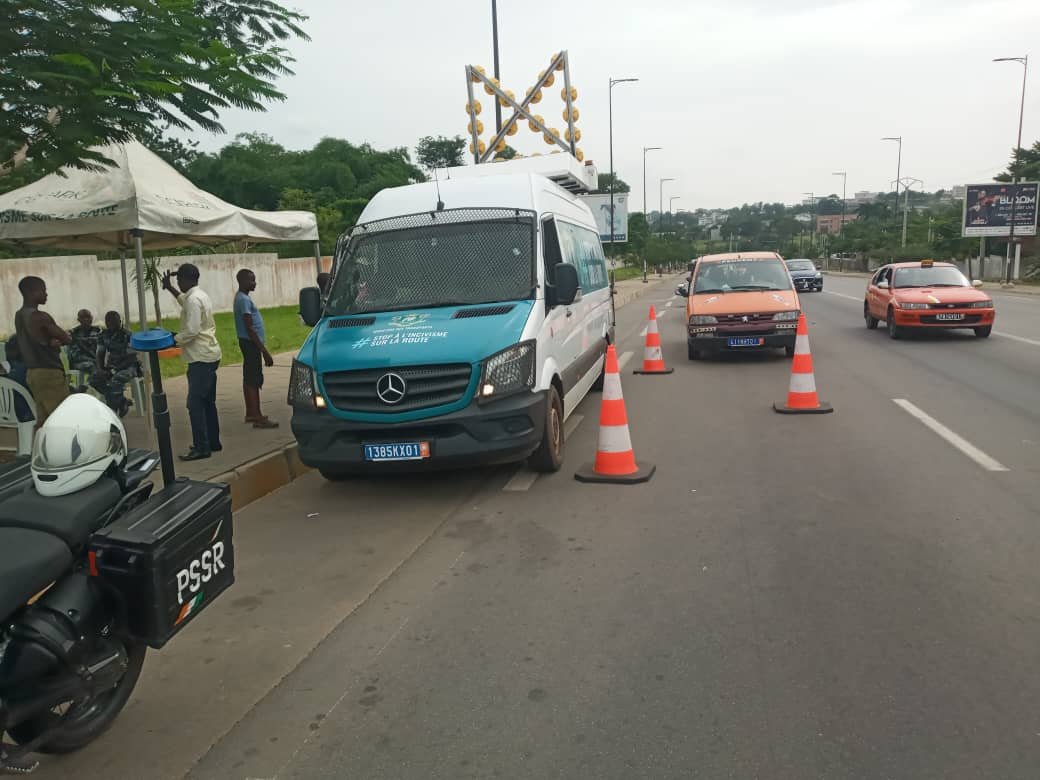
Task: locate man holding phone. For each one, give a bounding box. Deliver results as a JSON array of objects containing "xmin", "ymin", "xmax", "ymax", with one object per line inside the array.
[{"xmin": 162, "ymin": 263, "xmax": 223, "ymax": 461}]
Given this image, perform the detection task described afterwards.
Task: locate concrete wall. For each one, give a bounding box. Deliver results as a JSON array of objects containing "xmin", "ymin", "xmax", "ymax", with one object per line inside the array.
[{"xmin": 0, "ymin": 253, "xmax": 332, "ymax": 334}]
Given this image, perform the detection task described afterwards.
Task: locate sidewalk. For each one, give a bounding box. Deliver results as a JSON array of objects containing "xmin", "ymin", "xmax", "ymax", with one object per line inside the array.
[{"xmin": 0, "ymin": 275, "xmax": 676, "ymax": 506}]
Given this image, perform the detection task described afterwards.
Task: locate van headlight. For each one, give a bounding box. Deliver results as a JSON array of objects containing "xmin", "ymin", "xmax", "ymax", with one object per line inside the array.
[
  {"xmin": 478, "ymin": 341, "xmax": 536, "ymax": 403},
  {"xmin": 773, "ymin": 310, "xmax": 800, "ymax": 321},
  {"xmin": 288, "ymin": 359, "xmax": 325, "ymax": 409},
  {"xmin": 897, "ymin": 301, "xmax": 928, "ymax": 310},
  {"xmin": 689, "ymin": 315, "xmax": 718, "ymax": 325}
]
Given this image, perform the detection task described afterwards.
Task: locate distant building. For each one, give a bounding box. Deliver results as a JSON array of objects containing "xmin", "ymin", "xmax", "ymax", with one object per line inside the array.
[
  {"xmin": 794, "ymin": 213, "xmax": 813, "ymax": 224},
  {"xmin": 854, "ymin": 191, "xmax": 881, "ymax": 204},
  {"xmin": 816, "ymin": 214, "xmax": 858, "ymax": 234},
  {"xmin": 952, "ymin": 185, "xmax": 966, "ymax": 200}
]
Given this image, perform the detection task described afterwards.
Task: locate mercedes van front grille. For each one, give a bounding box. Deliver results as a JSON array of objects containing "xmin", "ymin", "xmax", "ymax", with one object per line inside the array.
[{"xmin": 322, "ymin": 364, "xmax": 473, "ymax": 413}]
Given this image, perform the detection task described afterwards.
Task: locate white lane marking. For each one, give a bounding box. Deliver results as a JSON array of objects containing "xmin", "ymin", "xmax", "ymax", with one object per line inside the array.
[
  {"xmin": 503, "ymin": 469, "xmax": 539, "ymax": 492},
  {"xmin": 618, "ymin": 350, "xmax": 634, "ymax": 370},
  {"xmin": 666, "ymin": 300, "xmax": 675, "ymax": 308},
  {"xmin": 892, "ymin": 399, "xmax": 1009, "ymax": 472},
  {"xmin": 994, "ymin": 332, "xmax": 1040, "ymax": 348},
  {"xmin": 503, "ymin": 413, "xmax": 587, "ymax": 492},
  {"xmin": 823, "ymin": 290, "xmax": 862, "ymax": 302}
]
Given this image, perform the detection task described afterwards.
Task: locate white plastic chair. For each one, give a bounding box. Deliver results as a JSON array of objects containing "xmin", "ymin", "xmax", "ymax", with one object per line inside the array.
[{"xmin": 0, "ymin": 377, "xmax": 37, "ymax": 456}]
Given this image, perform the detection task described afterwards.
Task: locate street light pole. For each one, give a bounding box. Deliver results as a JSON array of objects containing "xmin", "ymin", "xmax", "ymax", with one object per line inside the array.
[
  {"xmin": 641, "ymin": 147, "xmax": 660, "ymax": 284},
  {"xmin": 882, "ymin": 137, "xmax": 902, "ymax": 240},
  {"xmin": 832, "ymin": 171, "xmax": 847, "ymax": 239},
  {"xmin": 608, "ymin": 77, "xmax": 638, "ymax": 251},
  {"xmin": 994, "ymin": 55, "xmax": 1029, "ymax": 284},
  {"xmin": 659, "ymin": 177, "xmax": 675, "ymax": 234},
  {"xmin": 669, "ymin": 196, "xmax": 681, "ymax": 232}
]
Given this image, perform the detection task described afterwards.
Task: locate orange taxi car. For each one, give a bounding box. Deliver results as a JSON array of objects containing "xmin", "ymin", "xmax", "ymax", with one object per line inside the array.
[
  {"xmin": 864, "ymin": 260, "xmax": 995, "ymax": 339},
  {"xmin": 676, "ymin": 251, "xmax": 801, "ymax": 359}
]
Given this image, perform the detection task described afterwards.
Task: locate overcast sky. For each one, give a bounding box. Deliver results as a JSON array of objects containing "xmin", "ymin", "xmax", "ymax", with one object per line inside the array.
[{"xmin": 199, "ymin": 0, "xmax": 1038, "ymax": 212}]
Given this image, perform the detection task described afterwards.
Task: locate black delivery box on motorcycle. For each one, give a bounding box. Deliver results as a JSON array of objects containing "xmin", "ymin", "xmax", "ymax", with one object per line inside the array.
[{"xmin": 88, "ymin": 478, "xmax": 235, "ymax": 649}]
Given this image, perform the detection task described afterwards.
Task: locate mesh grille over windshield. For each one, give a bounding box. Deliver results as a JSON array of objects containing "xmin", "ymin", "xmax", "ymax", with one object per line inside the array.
[{"xmin": 327, "ymin": 208, "xmax": 537, "ymax": 316}]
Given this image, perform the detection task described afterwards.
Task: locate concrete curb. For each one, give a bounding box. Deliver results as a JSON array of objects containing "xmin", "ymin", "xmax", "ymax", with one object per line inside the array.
[
  {"xmin": 210, "ymin": 443, "xmax": 312, "ymax": 512},
  {"xmin": 209, "ymin": 275, "xmax": 680, "ymax": 513}
]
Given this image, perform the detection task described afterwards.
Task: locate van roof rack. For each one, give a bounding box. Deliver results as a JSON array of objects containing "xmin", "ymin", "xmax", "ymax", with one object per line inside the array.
[{"xmin": 437, "ymin": 154, "xmax": 598, "ymax": 194}]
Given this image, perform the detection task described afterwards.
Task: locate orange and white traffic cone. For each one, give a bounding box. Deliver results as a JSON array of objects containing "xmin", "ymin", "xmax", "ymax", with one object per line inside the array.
[
  {"xmin": 633, "ymin": 305, "xmax": 673, "ymax": 375},
  {"xmin": 575, "ymin": 345, "xmax": 655, "ymax": 484},
  {"xmin": 773, "ymin": 314, "xmax": 833, "ymax": 414}
]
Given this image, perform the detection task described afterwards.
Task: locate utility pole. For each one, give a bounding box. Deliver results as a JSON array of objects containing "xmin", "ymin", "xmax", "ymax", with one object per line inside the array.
[
  {"xmin": 994, "ymin": 55, "xmax": 1029, "ymax": 284},
  {"xmin": 659, "ymin": 178, "xmax": 675, "ymax": 235},
  {"xmin": 803, "ymin": 192, "xmax": 815, "ymax": 254},
  {"xmin": 895, "ymin": 176, "xmax": 922, "ymax": 248},
  {"xmin": 882, "ymin": 137, "xmax": 903, "ymax": 241},
  {"xmin": 669, "ymin": 196, "xmax": 681, "ymax": 233},
  {"xmin": 491, "ymin": 0, "xmax": 502, "ymax": 135},
  {"xmin": 832, "ymin": 171, "xmax": 847, "ymax": 239}
]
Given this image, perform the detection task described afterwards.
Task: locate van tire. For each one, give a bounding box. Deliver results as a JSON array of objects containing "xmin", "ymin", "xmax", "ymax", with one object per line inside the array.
[
  {"xmin": 590, "ymin": 341, "xmax": 608, "ymax": 391},
  {"xmin": 528, "ymin": 386, "xmax": 564, "ymax": 473}
]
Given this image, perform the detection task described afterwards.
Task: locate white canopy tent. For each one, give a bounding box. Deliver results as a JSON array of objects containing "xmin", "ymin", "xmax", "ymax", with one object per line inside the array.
[{"xmin": 0, "ymin": 140, "xmax": 320, "ymax": 332}]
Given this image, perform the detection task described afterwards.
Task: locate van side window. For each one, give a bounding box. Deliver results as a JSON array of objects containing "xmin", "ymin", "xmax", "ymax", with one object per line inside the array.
[{"xmin": 558, "ymin": 221, "xmax": 608, "ymax": 292}]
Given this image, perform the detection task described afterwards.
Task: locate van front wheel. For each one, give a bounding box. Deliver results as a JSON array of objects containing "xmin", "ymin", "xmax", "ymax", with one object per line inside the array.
[{"xmin": 528, "ymin": 386, "xmax": 564, "ymax": 473}]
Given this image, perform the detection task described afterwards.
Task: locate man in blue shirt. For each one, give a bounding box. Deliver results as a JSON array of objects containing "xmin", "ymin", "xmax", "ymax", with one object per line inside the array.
[{"xmin": 234, "ymin": 269, "xmax": 277, "ymax": 429}]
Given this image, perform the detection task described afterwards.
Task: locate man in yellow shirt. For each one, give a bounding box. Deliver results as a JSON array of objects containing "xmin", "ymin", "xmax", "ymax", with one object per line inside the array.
[{"xmin": 162, "ymin": 263, "xmax": 223, "ymax": 461}]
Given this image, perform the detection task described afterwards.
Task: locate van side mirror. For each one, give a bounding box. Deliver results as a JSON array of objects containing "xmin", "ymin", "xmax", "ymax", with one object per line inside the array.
[
  {"xmin": 553, "ymin": 263, "xmax": 580, "ymax": 306},
  {"xmin": 877, "ymin": 280, "xmax": 889, "ymax": 290},
  {"xmin": 299, "ymin": 287, "xmax": 323, "ymax": 327},
  {"xmin": 972, "ymin": 279, "xmax": 983, "ymax": 288},
  {"xmin": 676, "ymin": 284, "xmax": 689, "ymax": 297}
]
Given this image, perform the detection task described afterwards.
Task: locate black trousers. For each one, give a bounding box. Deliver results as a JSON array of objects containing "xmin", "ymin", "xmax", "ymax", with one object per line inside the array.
[{"xmin": 186, "ymin": 360, "xmax": 221, "ymax": 453}]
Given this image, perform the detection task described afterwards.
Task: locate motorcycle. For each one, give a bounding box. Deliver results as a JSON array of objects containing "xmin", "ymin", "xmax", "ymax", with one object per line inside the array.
[{"xmin": 0, "ymin": 447, "xmax": 234, "ymax": 773}]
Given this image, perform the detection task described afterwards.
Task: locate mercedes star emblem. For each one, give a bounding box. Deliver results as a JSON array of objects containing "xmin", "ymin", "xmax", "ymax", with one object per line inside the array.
[{"xmin": 376, "ymin": 372, "xmax": 407, "ymax": 405}]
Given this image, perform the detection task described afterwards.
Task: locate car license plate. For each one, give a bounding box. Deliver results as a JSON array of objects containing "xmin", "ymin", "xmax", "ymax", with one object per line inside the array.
[
  {"xmin": 936, "ymin": 313, "xmax": 964, "ymax": 321},
  {"xmin": 363, "ymin": 442, "xmax": 431, "ymax": 462},
  {"xmin": 728, "ymin": 337, "xmax": 765, "ymax": 347}
]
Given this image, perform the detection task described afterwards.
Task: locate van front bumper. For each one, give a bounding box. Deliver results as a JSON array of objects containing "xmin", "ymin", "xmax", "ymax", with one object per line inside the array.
[{"xmin": 292, "ymin": 390, "xmax": 547, "ymax": 473}]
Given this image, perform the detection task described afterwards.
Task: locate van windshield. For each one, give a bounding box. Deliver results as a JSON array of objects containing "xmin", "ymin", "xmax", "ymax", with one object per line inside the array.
[
  {"xmin": 327, "ymin": 213, "xmax": 536, "ymax": 315},
  {"xmin": 694, "ymin": 259, "xmax": 794, "ymax": 293}
]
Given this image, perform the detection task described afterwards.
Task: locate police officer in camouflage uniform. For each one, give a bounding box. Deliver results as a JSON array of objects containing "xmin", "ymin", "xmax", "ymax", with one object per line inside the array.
[
  {"xmin": 90, "ymin": 311, "xmax": 141, "ymax": 417},
  {"xmin": 68, "ymin": 309, "xmax": 101, "ymax": 389}
]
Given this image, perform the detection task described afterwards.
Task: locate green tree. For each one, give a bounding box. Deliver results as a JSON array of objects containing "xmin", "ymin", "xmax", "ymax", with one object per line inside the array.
[
  {"xmin": 1, "ymin": 0, "xmax": 309, "ymax": 177},
  {"xmin": 494, "ymin": 145, "xmax": 518, "ymax": 161},
  {"xmin": 815, "ymin": 195, "xmax": 843, "ymax": 215},
  {"xmin": 415, "ymin": 135, "xmax": 466, "ymax": 171},
  {"xmin": 595, "ymin": 173, "xmax": 630, "ymax": 194},
  {"xmin": 996, "ymin": 139, "xmax": 1040, "ymax": 182}
]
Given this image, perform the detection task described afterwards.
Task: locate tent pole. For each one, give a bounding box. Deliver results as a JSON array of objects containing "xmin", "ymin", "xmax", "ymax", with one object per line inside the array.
[
  {"xmin": 119, "ymin": 248, "xmax": 131, "ymax": 325},
  {"xmin": 131, "ymin": 229, "xmax": 155, "ymax": 431},
  {"xmin": 132, "ymin": 231, "xmax": 148, "ymax": 331},
  {"xmin": 313, "ymin": 240, "xmax": 322, "ymax": 277}
]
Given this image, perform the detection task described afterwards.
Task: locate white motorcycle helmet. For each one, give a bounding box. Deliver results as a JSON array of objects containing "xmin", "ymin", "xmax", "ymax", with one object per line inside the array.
[{"xmin": 32, "ymin": 394, "xmax": 128, "ymax": 497}]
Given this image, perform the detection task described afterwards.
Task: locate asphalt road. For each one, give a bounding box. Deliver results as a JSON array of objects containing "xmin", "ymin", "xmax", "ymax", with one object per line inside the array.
[{"xmin": 31, "ymin": 273, "xmax": 1040, "ymax": 779}]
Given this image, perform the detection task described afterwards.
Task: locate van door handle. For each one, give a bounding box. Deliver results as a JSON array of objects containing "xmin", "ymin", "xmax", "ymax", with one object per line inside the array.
[{"xmin": 565, "ymin": 309, "xmax": 573, "ymax": 318}]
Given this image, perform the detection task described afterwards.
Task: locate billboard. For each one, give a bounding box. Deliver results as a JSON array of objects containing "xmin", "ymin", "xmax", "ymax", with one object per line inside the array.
[
  {"xmin": 580, "ymin": 193, "xmax": 628, "ymax": 243},
  {"xmin": 962, "ymin": 183, "xmax": 1039, "ymax": 237}
]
